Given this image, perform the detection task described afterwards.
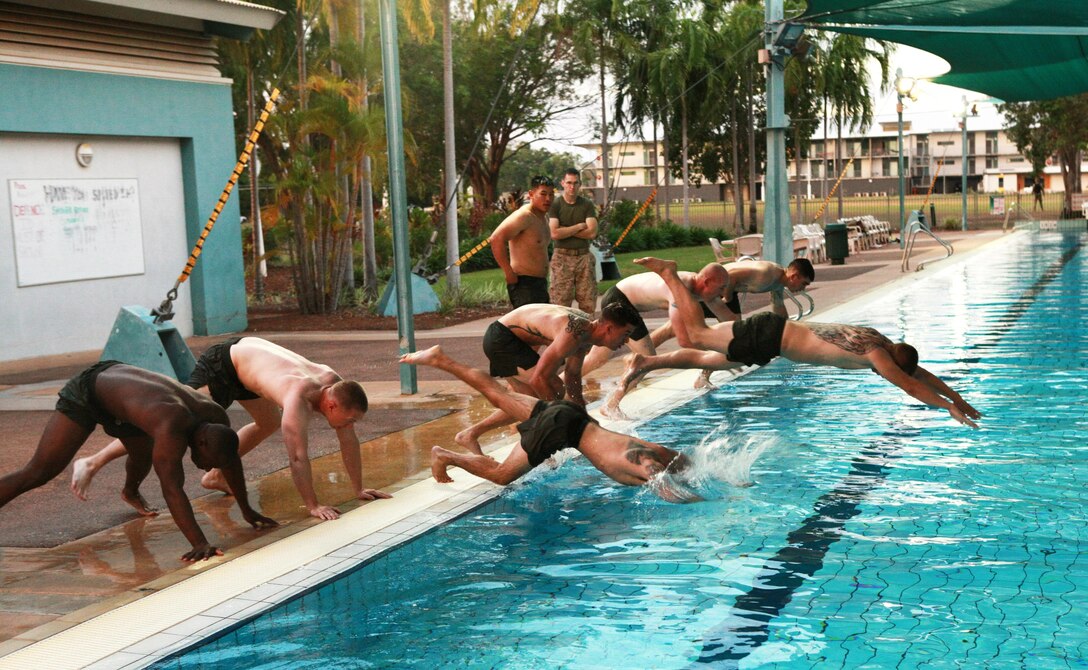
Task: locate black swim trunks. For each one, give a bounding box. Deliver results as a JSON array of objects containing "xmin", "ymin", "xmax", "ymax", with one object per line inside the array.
[
  {"xmin": 722, "ymin": 292, "xmax": 741, "ymax": 315},
  {"xmin": 187, "ymin": 337, "xmax": 261, "ymax": 408},
  {"xmin": 600, "ymin": 285, "xmax": 649, "ymax": 340},
  {"xmin": 483, "ymin": 321, "xmax": 540, "ymax": 377},
  {"xmin": 56, "ymin": 360, "xmax": 147, "ymax": 438},
  {"xmin": 727, "ymin": 312, "xmax": 787, "ymax": 366},
  {"xmin": 507, "ymin": 275, "xmax": 549, "ymax": 308},
  {"xmin": 517, "ymin": 400, "xmax": 598, "ymax": 467}
]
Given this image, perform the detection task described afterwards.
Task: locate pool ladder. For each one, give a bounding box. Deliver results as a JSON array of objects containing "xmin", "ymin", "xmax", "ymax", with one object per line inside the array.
[
  {"xmin": 783, "ymin": 288, "xmax": 814, "ymax": 320},
  {"xmin": 900, "ymin": 210, "xmax": 954, "ymax": 273}
]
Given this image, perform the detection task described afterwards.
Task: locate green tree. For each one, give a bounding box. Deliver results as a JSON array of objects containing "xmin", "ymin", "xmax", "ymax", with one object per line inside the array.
[
  {"xmin": 1002, "ymin": 95, "xmax": 1088, "ymax": 217},
  {"xmin": 497, "ymin": 145, "xmax": 585, "ymax": 194}
]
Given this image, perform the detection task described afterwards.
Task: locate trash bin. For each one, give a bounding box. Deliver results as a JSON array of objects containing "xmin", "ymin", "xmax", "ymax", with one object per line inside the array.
[{"xmin": 825, "ymin": 222, "xmax": 849, "ymax": 265}]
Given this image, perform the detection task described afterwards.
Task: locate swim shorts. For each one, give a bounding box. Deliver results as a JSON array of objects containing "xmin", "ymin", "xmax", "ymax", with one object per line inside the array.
[
  {"xmin": 727, "ymin": 312, "xmax": 787, "ymax": 366},
  {"xmin": 187, "ymin": 337, "xmax": 261, "ymax": 408},
  {"xmin": 517, "ymin": 400, "xmax": 598, "ymax": 467},
  {"xmin": 507, "ymin": 275, "xmax": 549, "ymax": 308},
  {"xmin": 56, "ymin": 360, "xmax": 147, "ymax": 438},
  {"xmin": 483, "ymin": 321, "xmax": 540, "ymax": 377},
  {"xmin": 600, "ymin": 285, "xmax": 649, "ymax": 340},
  {"xmin": 722, "ymin": 292, "xmax": 741, "ymax": 315}
]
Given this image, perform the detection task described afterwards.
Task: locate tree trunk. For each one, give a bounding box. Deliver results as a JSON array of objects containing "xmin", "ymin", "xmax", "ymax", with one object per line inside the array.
[
  {"xmin": 358, "ymin": 0, "xmax": 377, "ymax": 301},
  {"xmin": 246, "ymin": 61, "xmax": 264, "ymax": 302},
  {"xmin": 681, "ymin": 98, "xmax": 690, "ymax": 227},
  {"xmin": 821, "ymin": 94, "xmax": 829, "ymax": 224},
  {"xmin": 598, "ymin": 44, "xmax": 610, "ymax": 211},
  {"xmin": 662, "ymin": 121, "xmax": 672, "ymax": 223},
  {"xmin": 652, "ymin": 122, "xmax": 661, "ymax": 221},
  {"xmin": 746, "ymin": 68, "xmax": 757, "ymax": 234},
  {"xmin": 794, "ymin": 114, "xmax": 803, "ymax": 223},
  {"xmin": 732, "ymin": 98, "xmax": 744, "ymax": 234},
  {"xmin": 442, "ymin": 0, "xmax": 460, "ymax": 291},
  {"xmin": 836, "ymin": 109, "xmax": 844, "ymax": 219}
]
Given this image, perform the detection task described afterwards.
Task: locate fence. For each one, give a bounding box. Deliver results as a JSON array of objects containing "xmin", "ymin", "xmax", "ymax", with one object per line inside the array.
[{"xmin": 656, "ymin": 192, "xmax": 1067, "ymax": 234}]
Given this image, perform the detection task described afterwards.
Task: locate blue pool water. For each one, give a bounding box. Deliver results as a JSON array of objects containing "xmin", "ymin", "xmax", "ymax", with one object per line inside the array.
[{"xmin": 156, "ymin": 232, "xmax": 1088, "ymax": 669}]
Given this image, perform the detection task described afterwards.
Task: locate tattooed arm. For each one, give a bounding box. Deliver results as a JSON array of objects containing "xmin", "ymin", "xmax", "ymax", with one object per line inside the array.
[{"xmin": 529, "ymin": 316, "xmax": 588, "ymax": 401}]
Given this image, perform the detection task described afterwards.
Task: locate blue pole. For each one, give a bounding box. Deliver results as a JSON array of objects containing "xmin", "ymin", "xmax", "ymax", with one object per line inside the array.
[
  {"xmin": 763, "ymin": 0, "xmax": 792, "ymax": 266},
  {"xmin": 378, "ymin": 0, "xmax": 417, "ymax": 394}
]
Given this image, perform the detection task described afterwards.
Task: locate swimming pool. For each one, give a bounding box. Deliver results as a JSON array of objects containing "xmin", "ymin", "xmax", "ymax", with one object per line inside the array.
[{"xmin": 153, "ymin": 231, "xmax": 1087, "ymax": 669}]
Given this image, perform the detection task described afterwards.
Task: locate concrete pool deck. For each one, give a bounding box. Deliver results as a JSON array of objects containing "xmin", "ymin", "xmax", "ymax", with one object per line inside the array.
[{"xmin": 0, "ymin": 230, "xmax": 1013, "ymax": 667}]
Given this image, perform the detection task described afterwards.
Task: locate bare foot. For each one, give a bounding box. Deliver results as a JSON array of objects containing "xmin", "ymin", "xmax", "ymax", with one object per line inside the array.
[
  {"xmin": 200, "ymin": 468, "xmax": 233, "ymax": 495},
  {"xmin": 620, "ymin": 353, "xmax": 647, "ymax": 392},
  {"xmin": 120, "ymin": 489, "xmax": 159, "ymax": 517},
  {"xmin": 633, "ymin": 256, "xmax": 677, "ymax": 275},
  {"xmin": 694, "ymin": 370, "xmax": 717, "ymax": 390},
  {"xmin": 454, "ymin": 428, "xmax": 483, "ymax": 455},
  {"xmin": 431, "ymin": 446, "xmax": 454, "ymax": 483},
  {"xmin": 70, "ymin": 457, "xmax": 96, "ymax": 501},
  {"xmin": 600, "ymin": 396, "xmax": 629, "ymax": 421},
  {"xmin": 399, "ymin": 345, "xmax": 445, "ymax": 367}
]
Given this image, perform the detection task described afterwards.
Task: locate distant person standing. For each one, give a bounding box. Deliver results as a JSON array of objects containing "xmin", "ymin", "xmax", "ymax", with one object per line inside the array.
[
  {"xmin": 549, "ymin": 168, "xmax": 599, "ymax": 312},
  {"xmin": 490, "ymin": 175, "xmax": 555, "ymax": 308},
  {"xmin": 1032, "ymin": 178, "xmax": 1044, "ymax": 211}
]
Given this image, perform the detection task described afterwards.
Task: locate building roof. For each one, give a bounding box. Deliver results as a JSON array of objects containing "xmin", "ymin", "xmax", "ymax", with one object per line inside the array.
[{"xmin": 13, "ymin": 0, "xmax": 283, "ymax": 38}]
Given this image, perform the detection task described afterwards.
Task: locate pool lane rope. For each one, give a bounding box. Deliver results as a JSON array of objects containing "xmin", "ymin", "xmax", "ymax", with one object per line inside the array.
[
  {"xmin": 811, "ymin": 153, "xmax": 858, "ymax": 224},
  {"xmin": 152, "ymin": 88, "xmax": 281, "ymax": 324},
  {"xmin": 612, "ymin": 187, "xmax": 658, "ymax": 249}
]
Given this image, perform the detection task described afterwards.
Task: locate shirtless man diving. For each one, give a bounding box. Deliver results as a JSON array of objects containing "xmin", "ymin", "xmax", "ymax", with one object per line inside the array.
[
  {"xmin": 401, "ymin": 346, "xmax": 692, "ymax": 501},
  {"xmin": 455, "ymin": 301, "xmax": 641, "ymax": 453},
  {"xmin": 72, "ymin": 337, "xmax": 389, "ymax": 521},
  {"xmin": 490, "ymin": 175, "xmax": 554, "ymax": 308},
  {"xmin": 624, "ymin": 257, "xmax": 982, "ymax": 428},
  {"xmin": 0, "ymin": 362, "xmax": 276, "ymax": 562}
]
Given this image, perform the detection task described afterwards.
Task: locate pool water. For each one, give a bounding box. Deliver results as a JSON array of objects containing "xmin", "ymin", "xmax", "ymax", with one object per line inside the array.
[{"xmin": 155, "ymin": 232, "xmax": 1088, "ymax": 669}]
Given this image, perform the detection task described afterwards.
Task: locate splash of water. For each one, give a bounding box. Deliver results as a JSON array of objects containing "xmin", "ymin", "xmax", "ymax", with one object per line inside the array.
[{"xmin": 645, "ymin": 430, "xmax": 777, "ymax": 503}]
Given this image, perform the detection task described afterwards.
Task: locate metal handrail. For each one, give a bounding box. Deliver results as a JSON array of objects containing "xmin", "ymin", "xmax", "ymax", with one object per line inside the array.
[
  {"xmin": 782, "ymin": 288, "xmax": 814, "ymax": 320},
  {"xmin": 900, "ymin": 215, "xmax": 954, "ymax": 272}
]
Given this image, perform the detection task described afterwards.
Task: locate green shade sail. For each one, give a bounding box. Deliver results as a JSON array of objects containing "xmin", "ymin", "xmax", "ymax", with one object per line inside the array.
[{"xmin": 800, "ymin": 1, "xmax": 1088, "ymax": 101}]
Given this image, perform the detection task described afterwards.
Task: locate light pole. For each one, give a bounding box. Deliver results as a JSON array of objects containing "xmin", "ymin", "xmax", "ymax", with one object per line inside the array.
[
  {"xmin": 895, "ymin": 68, "xmax": 916, "ymax": 247},
  {"xmin": 959, "ymin": 96, "xmax": 977, "ymax": 231}
]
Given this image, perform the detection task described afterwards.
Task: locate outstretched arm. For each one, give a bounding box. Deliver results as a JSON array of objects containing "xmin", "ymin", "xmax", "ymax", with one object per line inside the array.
[
  {"xmin": 336, "ymin": 425, "xmax": 391, "ymax": 501},
  {"xmin": 912, "ymin": 366, "xmax": 981, "ymax": 419},
  {"xmin": 870, "ymin": 353, "xmax": 979, "ymax": 428},
  {"xmin": 150, "ymin": 424, "xmax": 218, "ymax": 561},
  {"xmin": 635, "ymin": 258, "xmax": 729, "ymax": 353},
  {"xmin": 217, "ymin": 455, "xmax": 277, "ymax": 529},
  {"xmin": 281, "ymin": 394, "xmax": 340, "ymax": 520}
]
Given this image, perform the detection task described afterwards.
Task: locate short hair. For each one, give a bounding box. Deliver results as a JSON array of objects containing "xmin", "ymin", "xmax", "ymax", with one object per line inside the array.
[
  {"xmin": 788, "ymin": 258, "xmax": 815, "ymax": 282},
  {"xmin": 529, "ymin": 175, "xmax": 555, "ymax": 189},
  {"xmin": 564, "ymin": 167, "xmax": 580, "ymax": 179},
  {"xmin": 699, "ymin": 262, "xmax": 729, "ymax": 284},
  {"xmin": 600, "ymin": 300, "xmax": 642, "ymax": 329},
  {"xmin": 890, "ymin": 343, "xmax": 919, "ymax": 376},
  {"xmin": 194, "ymin": 422, "xmax": 239, "ymax": 455},
  {"xmin": 331, "ymin": 380, "xmax": 368, "ymax": 414}
]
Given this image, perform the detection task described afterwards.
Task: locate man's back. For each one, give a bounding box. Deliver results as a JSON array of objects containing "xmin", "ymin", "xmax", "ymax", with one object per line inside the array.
[
  {"xmin": 721, "ymin": 260, "xmax": 784, "ymax": 294},
  {"xmin": 780, "ymin": 321, "xmax": 891, "ymax": 370},
  {"xmin": 613, "ymin": 271, "xmax": 699, "ymax": 312},
  {"xmin": 229, "ymin": 337, "xmax": 339, "ymax": 407},
  {"xmin": 498, "ymin": 304, "xmax": 590, "ymax": 348},
  {"xmin": 93, "ymin": 364, "xmax": 222, "ymax": 434}
]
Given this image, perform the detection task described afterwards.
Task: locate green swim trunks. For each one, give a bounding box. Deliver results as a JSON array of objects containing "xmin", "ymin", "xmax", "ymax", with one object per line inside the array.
[{"xmin": 727, "ymin": 312, "xmax": 787, "ymax": 366}]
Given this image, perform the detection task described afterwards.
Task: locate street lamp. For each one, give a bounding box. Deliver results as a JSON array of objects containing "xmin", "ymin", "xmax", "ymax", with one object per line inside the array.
[{"xmin": 895, "ymin": 68, "xmax": 917, "ymax": 247}]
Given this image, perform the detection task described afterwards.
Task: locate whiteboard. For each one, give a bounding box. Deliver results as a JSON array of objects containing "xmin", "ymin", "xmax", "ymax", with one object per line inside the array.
[{"xmin": 9, "ymin": 178, "xmax": 145, "ymax": 287}]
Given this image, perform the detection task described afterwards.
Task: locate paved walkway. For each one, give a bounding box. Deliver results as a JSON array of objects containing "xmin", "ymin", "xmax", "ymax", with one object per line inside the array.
[{"xmin": 0, "ymin": 231, "xmax": 1005, "ymax": 653}]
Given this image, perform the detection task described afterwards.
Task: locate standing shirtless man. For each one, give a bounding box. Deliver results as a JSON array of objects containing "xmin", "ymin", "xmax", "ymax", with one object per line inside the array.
[
  {"xmin": 491, "ymin": 175, "xmax": 555, "ymax": 308},
  {"xmin": 1, "ymin": 362, "xmax": 276, "ymax": 562},
  {"xmin": 72, "ymin": 337, "xmax": 389, "ymax": 520},
  {"xmin": 455, "ymin": 301, "xmax": 640, "ymax": 453},
  {"xmin": 624, "ymin": 257, "xmax": 981, "ymax": 427}
]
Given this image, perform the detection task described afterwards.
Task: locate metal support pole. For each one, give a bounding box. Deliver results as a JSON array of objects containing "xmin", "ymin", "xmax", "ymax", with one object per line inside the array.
[
  {"xmin": 763, "ymin": 0, "xmax": 792, "ymax": 266},
  {"xmin": 379, "ymin": 0, "xmax": 417, "ymax": 394},
  {"xmin": 961, "ymin": 95, "xmax": 968, "ymax": 231},
  {"xmin": 442, "ymin": 0, "xmax": 460, "ymax": 291}
]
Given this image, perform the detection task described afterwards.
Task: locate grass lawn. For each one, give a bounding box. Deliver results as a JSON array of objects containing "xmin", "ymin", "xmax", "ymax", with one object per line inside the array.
[{"xmin": 430, "ymin": 244, "xmax": 718, "ymax": 298}]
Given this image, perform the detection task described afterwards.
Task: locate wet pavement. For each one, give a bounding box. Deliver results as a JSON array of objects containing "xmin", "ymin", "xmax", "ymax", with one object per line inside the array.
[{"xmin": 0, "ymin": 231, "xmax": 1005, "ymax": 653}]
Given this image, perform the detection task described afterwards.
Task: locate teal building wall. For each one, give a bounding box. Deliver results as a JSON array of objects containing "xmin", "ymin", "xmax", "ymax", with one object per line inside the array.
[{"xmin": 0, "ymin": 63, "xmax": 246, "ymax": 335}]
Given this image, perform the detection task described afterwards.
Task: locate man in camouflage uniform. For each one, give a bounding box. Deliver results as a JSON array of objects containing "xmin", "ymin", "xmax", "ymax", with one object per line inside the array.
[{"xmin": 549, "ymin": 168, "xmax": 599, "ymax": 312}]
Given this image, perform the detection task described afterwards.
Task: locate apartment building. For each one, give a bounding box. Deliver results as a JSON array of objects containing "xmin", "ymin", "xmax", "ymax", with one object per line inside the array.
[{"xmin": 578, "ymin": 116, "xmax": 1084, "ymax": 205}]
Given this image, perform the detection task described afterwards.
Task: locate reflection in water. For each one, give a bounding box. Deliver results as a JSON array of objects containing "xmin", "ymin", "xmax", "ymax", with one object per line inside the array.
[{"xmin": 78, "ymin": 517, "xmax": 161, "ymax": 588}]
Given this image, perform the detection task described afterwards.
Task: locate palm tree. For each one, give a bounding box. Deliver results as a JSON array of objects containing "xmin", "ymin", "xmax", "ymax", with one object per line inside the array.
[{"xmin": 818, "ymin": 34, "xmax": 891, "ymax": 219}]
